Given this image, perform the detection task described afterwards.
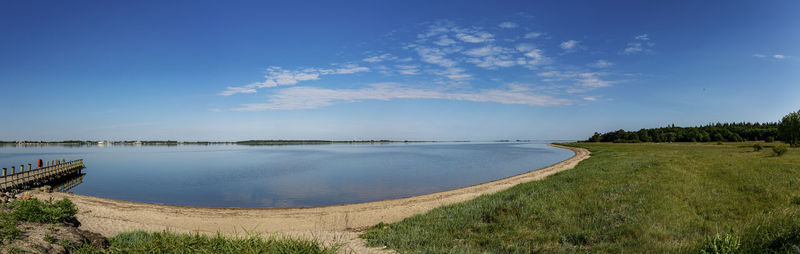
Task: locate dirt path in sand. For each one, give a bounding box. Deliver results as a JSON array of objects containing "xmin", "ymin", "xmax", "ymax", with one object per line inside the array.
[{"xmin": 31, "ymin": 145, "xmax": 590, "ymax": 253}]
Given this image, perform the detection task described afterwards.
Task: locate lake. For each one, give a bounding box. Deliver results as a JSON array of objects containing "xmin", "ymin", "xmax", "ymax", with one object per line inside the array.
[{"xmin": 0, "ymin": 142, "xmax": 573, "ymax": 208}]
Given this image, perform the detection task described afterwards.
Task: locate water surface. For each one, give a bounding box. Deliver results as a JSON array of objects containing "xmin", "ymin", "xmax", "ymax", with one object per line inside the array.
[{"xmin": 0, "ymin": 142, "xmax": 573, "ymax": 208}]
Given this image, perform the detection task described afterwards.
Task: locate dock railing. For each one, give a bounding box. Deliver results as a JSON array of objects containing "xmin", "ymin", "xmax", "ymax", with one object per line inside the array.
[{"xmin": 1, "ymin": 159, "xmax": 85, "ymax": 190}]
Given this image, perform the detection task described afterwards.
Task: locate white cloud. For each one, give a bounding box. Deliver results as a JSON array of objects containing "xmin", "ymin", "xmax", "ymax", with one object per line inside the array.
[
  {"xmin": 524, "ymin": 32, "xmax": 543, "ymax": 39},
  {"xmin": 454, "ymin": 29, "xmax": 494, "ymax": 43},
  {"xmin": 498, "ymin": 22, "xmax": 518, "ymax": 29},
  {"xmin": 537, "ymin": 71, "xmax": 615, "ymax": 93},
  {"xmin": 396, "ymin": 65, "xmax": 420, "ymax": 75},
  {"xmin": 622, "ymin": 34, "xmax": 654, "ymax": 54},
  {"xmin": 623, "ymin": 42, "xmax": 643, "ymax": 54},
  {"xmin": 583, "ymin": 96, "xmax": 598, "ymax": 101},
  {"xmin": 416, "ymin": 47, "xmax": 458, "ymax": 68},
  {"xmin": 434, "ymin": 35, "xmax": 457, "ymax": 46},
  {"xmin": 231, "ymin": 83, "xmax": 571, "ymax": 111},
  {"xmin": 219, "ymin": 65, "xmax": 370, "ymax": 96},
  {"xmin": 560, "ymin": 40, "xmax": 579, "ymax": 51},
  {"xmin": 515, "ymin": 44, "xmax": 550, "ymax": 68},
  {"xmin": 218, "ymin": 86, "xmax": 257, "ymax": 96},
  {"xmin": 436, "ymin": 67, "xmax": 472, "ymax": 81},
  {"xmin": 463, "ymin": 46, "xmax": 516, "ymax": 69},
  {"xmin": 589, "ymin": 60, "xmax": 614, "ymax": 68},
  {"xmin": 753, "ymin": 53, "xmax": 790, "ymax": 59},
  {"xmin": 335, "ymin": 64, "xmax": 370, "ymax": 74},
  {"xmin": 363, "ymin": 53, "xmax": 398, "ymax": 63},
  {"xmin": 464, "ymin": 45, "xmax": 509, "ymax": 57}
]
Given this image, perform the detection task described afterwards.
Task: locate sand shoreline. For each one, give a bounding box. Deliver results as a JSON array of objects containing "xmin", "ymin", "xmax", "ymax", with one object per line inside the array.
[{"xmin": 31, "ymin": 144, "xmax": 590, "ymax": 252}]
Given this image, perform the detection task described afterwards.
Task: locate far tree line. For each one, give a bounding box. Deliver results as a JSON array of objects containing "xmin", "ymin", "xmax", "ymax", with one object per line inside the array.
[{"xmin": 587, "ymin": 109, "xmax": 800, "ymax": 147}]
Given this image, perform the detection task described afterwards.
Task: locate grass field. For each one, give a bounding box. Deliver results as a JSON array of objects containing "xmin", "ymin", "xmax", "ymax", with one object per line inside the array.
[{"xmin": 361, "ymin": 142, "xmax": 800, "ymax": 253}]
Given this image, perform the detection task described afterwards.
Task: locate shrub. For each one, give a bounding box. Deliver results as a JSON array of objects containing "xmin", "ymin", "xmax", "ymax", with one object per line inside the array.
[
  {"xmin": 8, "ymin": 198, "xmax": 77, "ymax": 224},
  {"xmin": 772, "ymin": 145, "xmax": 788, "ymax": 156},
  {"xmin": 753, "ymin": 144, "xmax": 762, "ymax": 151},
  {"xmin": 765, "ymin": 136, "xmax": 775, "ymax": 142}
]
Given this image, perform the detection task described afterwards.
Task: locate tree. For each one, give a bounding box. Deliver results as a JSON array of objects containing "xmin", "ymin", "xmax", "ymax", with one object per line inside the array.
[{"xmin": 778, "ymin": 109, "xmax": 800, "ymax": 147}]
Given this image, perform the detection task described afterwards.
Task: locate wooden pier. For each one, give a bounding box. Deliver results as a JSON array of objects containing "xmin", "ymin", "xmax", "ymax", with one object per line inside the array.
[{"xmin": 1, "ymin": 159, "xmax": 85, "ymax": 191}]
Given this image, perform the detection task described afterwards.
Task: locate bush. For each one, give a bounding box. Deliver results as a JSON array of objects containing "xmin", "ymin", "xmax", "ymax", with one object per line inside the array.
[
  {"xmin": 765, "ymin": 136, "xmax": 775, "ymax": 142},
  {"xmin": 772, "ymin": 145, "xmax": 788, "ymax": 156},
  {"xmin": 753, "ymin": 144, "xmax": 763, "ymax": 151},
  {"xmin": 8, "ymin": 198, "xmax": 77, "ymax": 224}
]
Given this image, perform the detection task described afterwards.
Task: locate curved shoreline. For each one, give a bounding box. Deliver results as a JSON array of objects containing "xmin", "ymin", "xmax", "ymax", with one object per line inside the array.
[{"xmin": 31, "ymin": 144, "xmax": 590, "ymax": 251}]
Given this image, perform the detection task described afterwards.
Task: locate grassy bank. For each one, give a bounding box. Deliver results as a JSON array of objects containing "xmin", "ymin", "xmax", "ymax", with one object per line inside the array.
[
  {"xmin": 361, "ymin": 142, "xmax": 800, "ymax": 253},
  {"xmin": 2, "ymin": 198, "xmax": 339, "ymax": 253}
]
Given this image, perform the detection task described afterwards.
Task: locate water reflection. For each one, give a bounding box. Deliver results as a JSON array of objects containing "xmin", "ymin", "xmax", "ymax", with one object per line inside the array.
[{"xmin": 0, "ymin": 142, "xmax": 573, "ymax": 208}]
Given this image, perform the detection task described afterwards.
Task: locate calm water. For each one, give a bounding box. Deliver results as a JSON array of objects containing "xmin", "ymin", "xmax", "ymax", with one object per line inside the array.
[{"xmin": 0, "ymin": 142, "xmax": 573, "ymax": 208}]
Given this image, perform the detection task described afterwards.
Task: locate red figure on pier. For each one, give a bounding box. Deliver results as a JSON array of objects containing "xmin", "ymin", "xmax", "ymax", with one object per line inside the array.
[{"xmin": 38, "ymin": 159, "xmax": 43, "ymax": 168}]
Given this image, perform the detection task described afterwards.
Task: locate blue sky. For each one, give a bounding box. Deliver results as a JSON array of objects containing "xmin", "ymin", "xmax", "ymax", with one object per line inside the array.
[{"xmin": 1, "ymin": 0, "xmax": 798, "ymax": 141}]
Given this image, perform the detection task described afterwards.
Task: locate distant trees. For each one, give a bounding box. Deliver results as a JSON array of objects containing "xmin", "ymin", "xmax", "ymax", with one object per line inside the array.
[
  {"xmin": 586, "ymin": 122, "xmax": 777, "ymax": 143},
  {"xmin": 778, "ymin": 110, "xmax": 800, "ymax": 147},
  {"xmin": 587, "ymin": 109, "xmax": 800, "ymax": 144}
]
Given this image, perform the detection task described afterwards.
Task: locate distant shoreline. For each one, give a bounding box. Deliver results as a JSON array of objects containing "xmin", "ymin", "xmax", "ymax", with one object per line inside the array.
[
  {"xmin": 0, "ymin": 139, "xmax": 565, "ymax": 146},
  {"xmin": 0, "ymin": 140, "xmax": 436, "ymax": 146}
]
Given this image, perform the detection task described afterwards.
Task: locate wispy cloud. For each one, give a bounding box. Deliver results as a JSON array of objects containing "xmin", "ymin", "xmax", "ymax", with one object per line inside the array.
[
  {"xmin": 622, "ymin": 34, "xmax": 654, "ymax": 54},
  {"xmin": 416, "ymin": 46, "xmax": 458, "ymax": 68},
  {"xmin": 498, "ymin": 22, "xmax": 518, "ymax": 29},
  {"xmin": 560, "ymin": 40, "xmax": 579, "ymax": 52},
  {"xmin": 589, "ymin": 60, "xmax": 614, "ymax": 68},
  {"xmin": 219, "ymin": 86, "xmax": 257, "ymax": 96},
  {"xmin": 363, "ymin": 53, "xmax": 398, "ymax": 63},
  {"xmin": 463, "ymin": 45, "xmax": 517, "ymax": 69},
  {"xmin": 219, "ymin": 65, "xmax": 370, "ymax": 96},
  {"xmin": 221, "ymin": 19, "xmax": 623, "ymax": 110},
  {"xmin": 395, "ymin": 65, "xmax": 421, "ymax": 75},
  {"xmin": 524, "ymin": 32, "xmax": 543, "ymax": 39},
  {"xmin": 753, "ymin": 53, "xmax": 791, "ymax": 59},
  {"xmin": 538, "ymin": 71, "xmax": 616, "ymax": 93},
  {"xmin": 454, "ymin": 28, "xmax": 494, "ymax": 43},
  {"xmin": 232, "ymin": 83, "xmax": 571, "ymax": 111},
  {"xmin": 433, "ymin": 35, "xmax": 457, "ymax": 46}
]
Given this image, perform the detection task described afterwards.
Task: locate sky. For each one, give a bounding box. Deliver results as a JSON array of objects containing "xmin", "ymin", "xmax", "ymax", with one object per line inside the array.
[{"xmin": 1, "ymin": 0, "xmax": 798, "ymax": 141}]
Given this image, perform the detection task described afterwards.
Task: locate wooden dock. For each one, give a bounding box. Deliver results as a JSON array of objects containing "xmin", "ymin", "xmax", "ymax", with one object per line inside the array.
[{"xmin": 1, "ymin": 159, "xmax": 85, "ymax": 191}]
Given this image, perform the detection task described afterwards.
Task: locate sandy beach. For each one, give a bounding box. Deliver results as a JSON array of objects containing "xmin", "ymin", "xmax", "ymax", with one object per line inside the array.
[{"xmin": 31, "ymin": 144, "xmax": 590, "ymax": 253}]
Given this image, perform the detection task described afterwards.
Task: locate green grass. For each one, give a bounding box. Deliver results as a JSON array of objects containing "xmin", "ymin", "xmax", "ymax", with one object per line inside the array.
[
  {"xmin": 361, "ymin": 142, "xmax": 800, "ymax": 253},
  {"xmin": 1, "ymin": 198, "xmax": 339, "ymax": 253},
  {"xmin": 66, "ymin": 231, "xmax": 340, "ymax": 254},
  {"xmin": 1, "ymin": 198, "xmax": 77, "ymax": 243}
]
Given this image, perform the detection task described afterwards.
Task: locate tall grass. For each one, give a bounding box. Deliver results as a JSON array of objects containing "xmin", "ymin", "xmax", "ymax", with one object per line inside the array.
[
  {"xmin": 361, "ymin": 142, "xmax": 800, "ymax": 253},
  {"xmin": 65, "ymin": 231, "xmax": 340, "ymax": 254}
]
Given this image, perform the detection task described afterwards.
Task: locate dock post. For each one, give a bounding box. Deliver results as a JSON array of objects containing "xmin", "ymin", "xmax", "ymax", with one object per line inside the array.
[
  {"xmin": 2, "ymin": 168, "xmax": 6, "ymax": 176},
  {"xmin": 28, "ymin": 164, "xmax": 31, "ymax": 172},
  {"xmin": 20, "ymin": 165, "xmax": 24, "ymax": 172},
  {"xmin": 11, "ymin": 166, "xmax": 15, "ymax": 174}
]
